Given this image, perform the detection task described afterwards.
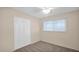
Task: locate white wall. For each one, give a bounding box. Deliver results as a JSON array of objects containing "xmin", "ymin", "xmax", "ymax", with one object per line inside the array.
[
  {"xmin": 0, "ymin": 8, "xmax": 40, "ymax": 52},
  {"xmin": 0, "ymin": 7, "xmax": 79, "ymax": 51},
  {"xmin": 40, "ymin": 11, "xmax": 79, "ymax": 51}
]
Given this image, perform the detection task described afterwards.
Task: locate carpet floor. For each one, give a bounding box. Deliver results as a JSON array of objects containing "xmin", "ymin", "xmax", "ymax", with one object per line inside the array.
[{"xmin": 14, "ymin": 41, "xmax": 78, "ymax": 52}]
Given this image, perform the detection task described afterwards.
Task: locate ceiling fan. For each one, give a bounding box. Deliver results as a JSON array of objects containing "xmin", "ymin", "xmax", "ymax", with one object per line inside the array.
[{"xmin": 39, "ymin": 7, "xmax": 56, "ymax": 14}]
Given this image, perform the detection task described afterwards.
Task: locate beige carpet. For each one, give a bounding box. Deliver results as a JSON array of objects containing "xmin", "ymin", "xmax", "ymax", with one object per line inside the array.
[{"xmin": 14, "ymin": 41, "xmax": 78, "ymax": 52}]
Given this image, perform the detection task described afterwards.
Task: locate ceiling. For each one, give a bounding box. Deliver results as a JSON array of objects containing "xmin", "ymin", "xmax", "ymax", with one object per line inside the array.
[{"xmin": 12, "ymin": 7, "xmax": 79, "ymax": 18}]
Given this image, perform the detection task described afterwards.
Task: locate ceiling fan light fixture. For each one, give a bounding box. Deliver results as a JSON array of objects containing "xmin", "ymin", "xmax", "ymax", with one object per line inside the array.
[
  {"xmin": 42, "ymin": 9, "xmax": 51, "ymax": 14},
  {"xmin": 39, "ymin": 7, "xmax": 56, "ymax": 14}
]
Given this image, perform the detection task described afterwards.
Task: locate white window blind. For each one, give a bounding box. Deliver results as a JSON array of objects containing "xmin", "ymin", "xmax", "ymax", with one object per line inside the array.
[{"xmin": 43, "ymin": 19, "xmax": 66, "ymax": 32}]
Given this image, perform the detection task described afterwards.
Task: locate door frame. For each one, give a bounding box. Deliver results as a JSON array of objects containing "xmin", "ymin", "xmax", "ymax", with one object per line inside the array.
[{"xmin": 14, "ymin": 17, "xmax": 32, "ymax": 50}]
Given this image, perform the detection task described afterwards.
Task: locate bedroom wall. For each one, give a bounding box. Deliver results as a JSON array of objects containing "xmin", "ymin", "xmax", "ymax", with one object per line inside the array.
[
  {"xmin": 40, "ymin": 11, "xmax": 79, "ymax": 51},
  {"xmin": 0, "ymin": 7, "xmax": 79, "ymax": 51},
  {"xmin": 0, "ymin": 8, "xmax": 40, "ymax": 51}
]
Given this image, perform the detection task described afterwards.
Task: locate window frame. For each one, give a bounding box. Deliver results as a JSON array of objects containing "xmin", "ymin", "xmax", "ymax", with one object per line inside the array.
[{"xmin": 43, "ymin": 19, "xmax": 67, "ymax": 32}]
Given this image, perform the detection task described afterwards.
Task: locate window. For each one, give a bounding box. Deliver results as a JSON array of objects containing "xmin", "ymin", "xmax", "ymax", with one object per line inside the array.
[{"xmin": 43, "ymin": 19, "xmax": 66, "ymax": 32}]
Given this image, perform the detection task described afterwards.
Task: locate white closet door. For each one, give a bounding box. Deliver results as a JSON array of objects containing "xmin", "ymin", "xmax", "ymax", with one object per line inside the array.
[{"xmin": 14, "ymin": 17, "xmax": 31, "ymax": 49}]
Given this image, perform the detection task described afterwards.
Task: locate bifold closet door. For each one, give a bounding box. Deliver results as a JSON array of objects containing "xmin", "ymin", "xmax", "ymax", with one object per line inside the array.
[{"xmin": 14, "ymin": 17, "xmax": 31, "ymax": 49}]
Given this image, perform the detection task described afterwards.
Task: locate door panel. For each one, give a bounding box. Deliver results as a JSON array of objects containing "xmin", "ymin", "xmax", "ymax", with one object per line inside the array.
[{"xmin": 14, "ymin": 17, "xmax": 31, "ymax": 49}]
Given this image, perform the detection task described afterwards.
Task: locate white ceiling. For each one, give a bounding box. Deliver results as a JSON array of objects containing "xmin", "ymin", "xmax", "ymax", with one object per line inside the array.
[{"xmin": 12, "ymin": 7, "xmax": 79, "ymax": 18}]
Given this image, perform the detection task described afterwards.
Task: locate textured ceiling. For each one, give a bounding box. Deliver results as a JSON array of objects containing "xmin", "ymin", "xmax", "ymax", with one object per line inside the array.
[{"xmin": 12, "ymin": 7, "xmax": 79, "ymax": 18}]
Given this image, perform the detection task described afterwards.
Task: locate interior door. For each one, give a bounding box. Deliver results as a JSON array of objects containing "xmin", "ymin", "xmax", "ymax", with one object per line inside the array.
[{"xmin": 14, "ymin": 17, "xmax": 31, "ymax": 49}]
